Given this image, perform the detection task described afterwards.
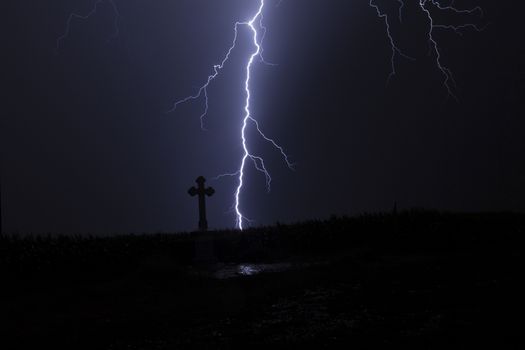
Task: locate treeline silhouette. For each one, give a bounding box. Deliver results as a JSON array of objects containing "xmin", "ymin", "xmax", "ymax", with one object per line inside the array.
[{"xmin": 1, "ymin": 210, "xmax": 523, "ymax": 283}]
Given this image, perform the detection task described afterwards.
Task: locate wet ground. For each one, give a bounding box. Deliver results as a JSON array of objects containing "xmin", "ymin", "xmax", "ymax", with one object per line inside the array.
[
  {"xmin": 2, "ymin": 250, "xmax": 523, "ymax": 349},
  {"xmin": 207, "ymin": 261, "xmax": 322, "ymax": 279},
  {"xmin": 2, "ymin": 213, "xmax": 524, "ymax": 348}
]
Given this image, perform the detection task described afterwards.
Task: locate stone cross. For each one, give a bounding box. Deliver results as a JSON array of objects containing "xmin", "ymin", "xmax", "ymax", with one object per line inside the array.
[{"xmin": 188, "ymin": 176, "xmax": 215, "ymax": 231}]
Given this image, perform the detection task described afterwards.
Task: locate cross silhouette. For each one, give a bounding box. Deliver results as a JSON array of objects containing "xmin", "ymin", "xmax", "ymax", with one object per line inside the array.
[{"xmin": 188, "ymin": 176, "xmax": 215, "ymax": 231}]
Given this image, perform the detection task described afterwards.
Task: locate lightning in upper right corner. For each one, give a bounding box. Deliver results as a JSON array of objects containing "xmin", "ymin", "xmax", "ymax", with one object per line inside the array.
[{"xmin": 370, "ymin": 0, "xmax": 484, "ymax": 99}]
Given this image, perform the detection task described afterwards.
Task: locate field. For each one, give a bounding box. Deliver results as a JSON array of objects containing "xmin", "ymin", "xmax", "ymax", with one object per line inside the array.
[{"xmin": 1, "ymin": 211, "xmax": 523, "ymax": 349}]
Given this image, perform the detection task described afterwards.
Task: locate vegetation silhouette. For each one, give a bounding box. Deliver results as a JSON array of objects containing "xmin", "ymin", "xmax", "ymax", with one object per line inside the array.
[{"xmin": 0, "ymin": 210, "xmax": 523, "ymax": 348}]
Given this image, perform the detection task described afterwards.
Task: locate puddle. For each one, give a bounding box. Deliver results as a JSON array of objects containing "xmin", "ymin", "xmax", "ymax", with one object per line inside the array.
[{"xmin": 213, "ymin": 262, "xmax": 295, "ymax": 279}]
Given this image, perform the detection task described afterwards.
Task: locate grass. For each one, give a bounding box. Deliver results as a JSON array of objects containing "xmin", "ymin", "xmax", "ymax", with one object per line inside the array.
[{"xmin": 1, "ymin": 210, "xmax": 523, "ymax": 349}]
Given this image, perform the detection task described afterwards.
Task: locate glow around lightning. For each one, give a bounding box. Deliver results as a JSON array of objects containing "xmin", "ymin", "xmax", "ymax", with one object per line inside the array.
[
  {"xmin": 170, "ymin": 0, "xmax": 293, "ymax": 230},
  {"xmin": 57, "ymin": 0, "xmax": 483, "ymax": 230}
]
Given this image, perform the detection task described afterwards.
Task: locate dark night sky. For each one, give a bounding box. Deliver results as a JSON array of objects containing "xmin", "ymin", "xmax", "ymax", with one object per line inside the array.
[{"xmin": 2, "ymin": 0, "xmax": 525, "ymax": 234}]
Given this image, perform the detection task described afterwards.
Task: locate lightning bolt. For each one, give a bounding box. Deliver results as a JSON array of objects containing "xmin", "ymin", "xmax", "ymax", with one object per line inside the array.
[
  {"xmin": 56, "ymin": 0, "xmax": 120, "ymax": 51},
  {"xmin": 56, "ymin": 0, "xmax": 484, "ymax": 230},
  {"xmin": 370, "ymin": 0, "xmax": 483, "ymax": 99},
  {"xmin": 169, "ymin": 0, "xmax": 293, "ymax": 230},
  {"xmin": 397, "ymin": 0, "xmax": 405, "ymax": 22},
  {"xmin": 369, "ymin": 1, "xmax": 415, "ymax": 85}
]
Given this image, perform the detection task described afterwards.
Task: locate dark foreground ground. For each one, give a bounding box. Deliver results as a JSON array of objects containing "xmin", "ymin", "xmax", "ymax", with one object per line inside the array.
[{"xmin": 1, "ymin": 211, "xmax": 524, "ymax": 349}]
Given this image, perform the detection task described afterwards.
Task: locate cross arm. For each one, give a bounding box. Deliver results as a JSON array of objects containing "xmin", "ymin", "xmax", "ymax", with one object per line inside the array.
[
  {"xmin": 188, "ymin": 187, "xmax": 198, "ymax": 196},
  {"xmin": 205, "ymin": 187, "xmax": 215, "ymax": 197}
]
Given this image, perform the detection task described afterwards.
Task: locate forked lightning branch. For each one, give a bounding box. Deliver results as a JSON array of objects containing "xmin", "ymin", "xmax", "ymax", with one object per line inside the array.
[{"xmin": 56, "ymin": 0, "xmax": 483, "ymax": 230}]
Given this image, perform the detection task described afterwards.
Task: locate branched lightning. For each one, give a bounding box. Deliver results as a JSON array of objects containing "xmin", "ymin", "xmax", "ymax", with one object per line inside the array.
[
  {"xmin": 56, "ymin": 0, "xmax": 120, "ymax": 51},
  {"xmin": 370, "ymin": 0, "xmax": 483, "ymax": 99},
  {"xmin": 169, "ymin": 0, "xmax": 293, "ymax": 230},
  {"xmin": 397, "ymin": 0, "xmax": 405, "ymax": 22},
  {"xmin": 56, "ymin": 0, "xmax": 484, "ymax": 230},
  {"xmin": 369, "ymin": 1, "xmax": 415, "ymax": 85}
]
